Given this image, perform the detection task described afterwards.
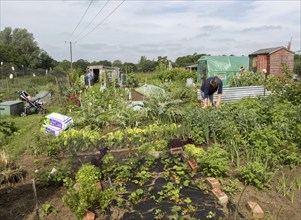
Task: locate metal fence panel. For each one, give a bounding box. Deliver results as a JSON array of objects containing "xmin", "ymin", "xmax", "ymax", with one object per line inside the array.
[{"xmin": 214, "ymin": 86, "xmax": 272, "ymax": 102}]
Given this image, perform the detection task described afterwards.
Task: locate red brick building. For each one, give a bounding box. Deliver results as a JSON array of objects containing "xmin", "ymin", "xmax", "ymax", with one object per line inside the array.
[{"xmin": 249, "ymin": 47, "xmax": 294, "ymax": 77}]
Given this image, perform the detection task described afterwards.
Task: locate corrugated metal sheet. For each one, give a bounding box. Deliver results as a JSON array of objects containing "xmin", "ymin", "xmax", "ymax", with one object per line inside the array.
[
  {"xmin": 249, "ymin": 47, "xmax": 282, "ymax": 55},
  {"xmin": 214, "ymin": 86, "xmax": 271, "ymax": 102}
]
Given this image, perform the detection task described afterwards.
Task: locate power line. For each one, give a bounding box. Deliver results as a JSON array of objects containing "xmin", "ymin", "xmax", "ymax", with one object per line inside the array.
[
  {"xmin": 66, "ymin": 0, "xmax": 94, "ymax": 41},
  {"xmin": 73, "ymin": 0, "xmax": 111, "ymax": 41},
  {"xmin": 76, "ymin": 0, "xmax": 126, "ymax": 42}
]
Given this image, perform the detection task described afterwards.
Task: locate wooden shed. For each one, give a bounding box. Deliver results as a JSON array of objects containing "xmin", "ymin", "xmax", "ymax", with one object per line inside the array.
[
  {"xmin": 248, "ymin": 47, "xmax": 294, "ymax": 77},
  {"xmin": 87, "ymin": 65, "xmax": 120, "ymax": 84}
]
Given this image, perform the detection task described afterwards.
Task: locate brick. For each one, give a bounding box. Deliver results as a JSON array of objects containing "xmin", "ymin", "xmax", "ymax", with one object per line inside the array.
[
  {"xmin": 83, "ymin": 211, "xmax": 95, "ymax": 220},
  {"xmin": 205, "ymin": 177, "xmax": 221, "ymax": 189},
  {"xmin": 187, "ymin": 159, "xmax": 198, "ymax": 172},
  {"xmin": 170, "ymin": 147, "xmax": 183, "ymax": 155},
  {"xmin": 211, "ymin": 187, "xmax": 228, "ymax": 204},
  {"xmin": 246, "ymin": 201, "xmax": 264, "ymax": 219},
  {"xmin": 95, "ymin": 181, "xmax": 102, "ymax": 190}
]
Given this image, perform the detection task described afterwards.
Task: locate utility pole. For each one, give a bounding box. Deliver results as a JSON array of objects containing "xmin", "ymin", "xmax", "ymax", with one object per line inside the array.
[
  {"xmin": 65, "ymin": 41, "xmax": 75, "ymax": 72},
  {"xmin": 0, "ymin": 61, "xmax": 3, "ymax": 80}
]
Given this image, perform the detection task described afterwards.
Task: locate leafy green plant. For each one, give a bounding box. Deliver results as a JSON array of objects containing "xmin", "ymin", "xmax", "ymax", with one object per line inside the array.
[
  {"xmin": 184, "ymin": 144, "xmax": 205, "ymax": 160},
  {"xmin": 132, "ymin": 170, "xmax": 152, "ymax": 186},
  {"xmin": 223, "ymin": 179, "xmax": 239, "ymax": 197},
  {"xmin": 169, "ymin": 205, "xmax": 185, "ymax": 220},
  {"xmin": 0, "ymin": 120, "xmax": 18, "ymax": 146},
  {"xmin": 62, "ymin": 164, "xmax": 102, "ymax": 219},
  {"xmin": 128, "ymin": 188, "xmax": 144, "ymax": 204},
  {"xmin": 158, "ymin": 182, "xmax": 182, "ymax": 203},
  {"xmin": 276, "ymin": 171, "xmax": 293, "ymax": 197},
  {"xmin": 239, "ymin": 161, "xmax": 274, "ymax": 190},
  {"xmin": 126, "ymin": 73, "xmax": 139, "ymax": 87},
  {"xmin": 35, "ymin": 160, "xmax": 72, "ymax": 187},
  {"xmin": 98, "ymin": 188, "xmax": 117, "ymax": 211},
  {"xmin": 143, "ymin": 93, "xmax": 184, "ymax": 124},
  {"xmin": 198, "ymin": 145, "xmax": 229, "ymax": 177},
  {"xmin": 40, "ymin": 201, "xmax": 57, "ymax": 218},
  {"xmin": 138, "ymin": 140, "xmax": 167, "ymax": 156},
  {"xmin": 279, "ymin": 144, "xmax": 301, "ymax": 168},
  {"xmin": 230, "ymin": 71, "xmax": 264, "ymax": 87},
  {"xmin": 154, "ymin": 208, "xmax": 165, "ymax": 219}
]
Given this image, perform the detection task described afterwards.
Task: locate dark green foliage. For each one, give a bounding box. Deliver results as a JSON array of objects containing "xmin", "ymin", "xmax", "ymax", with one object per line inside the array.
[
  {"xmin": 0, "ymin": 120, "xmax": 18, "ymax": 146},
  {"xmin": 34, "ymin": 160, "xmax": 73, "ymax": 187},
  {"xmin": 156, "ymin": 69, "xmax": 195, "ymax": 82},
  {"xmin": 198, "ymin": 145, "xmax": 229, "ymax": 177},
  {"xmin": 239, "ymin": 161, "xmax": 274, "ymax": 190},
  {"xmin": 63, "ymin": 164, "xmax": 107, "ymax": 219},
  {"xmin": 143, "ymin": 93, "xmax": 184, "ymax": 124},
  {"xmin": 126, "ymin": 73, "xmax": 139, "ymax": 88},
  {"xmin": 174, "ymin": 53, "xmax": 205, "ymax": 68},
  {"xmin": 230, "ymin": 71, "xmax": 264, "ymax": 87}
]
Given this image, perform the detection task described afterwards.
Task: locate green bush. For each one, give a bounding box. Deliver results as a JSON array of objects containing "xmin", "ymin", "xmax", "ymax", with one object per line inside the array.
[
  {"xmin": 34, "ymin": 160, "xmax": 72, "ymax": 187},
  {"xmin": 198, "ymin": 145, "xmax": 229, "ymax": 177},
  {"xmin": 239, "ymin": 161, "xmax": 274, "ymax": 190},
  {"xmin": 157, "ymin": 69, "xmax": 195, "ymax": 82},
  {"xmin": 230, "ymin": 71, "xmax": 264, "ymax": 87},
  {"xmin": 63, "ymin": 164, "xmax": 102, "ymax": 219},
  {"xmin": 184, "ymin": 144, "xmax": 205, "ymax": 160},
  {"xmin": 0, "ymin": 120, "xmax": 18, "ymax": 146}
]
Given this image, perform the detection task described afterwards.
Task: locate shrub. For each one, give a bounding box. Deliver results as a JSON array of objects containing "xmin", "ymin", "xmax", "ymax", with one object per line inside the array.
[
  {"xmin": 239, "ymin": 161, "xmax": 274, "ymax": 190},
  {"xmin": 198, "ymin": 145, "xmax": 229, "ymax": 177},
  {"xmin": 184, "ymin": 144, "xmax": 205, "ymax": 160},
  {"xmin": 63, "ymin": 164, "xmax": 102, "ymax": 219},
  {"xmin": 157, "ymin": 69, "xmax": 195, "ymax": 82},
  {"xmin": 230, "ymin": 71, "xmax": 264, "ymax": 87},
  {"xmin": 0, "ymin": 120, "xmax": 18, "ymax": 146},
  {"xmin": 34, "ymin": 160, "xmax": 72, "ymax": 187}
]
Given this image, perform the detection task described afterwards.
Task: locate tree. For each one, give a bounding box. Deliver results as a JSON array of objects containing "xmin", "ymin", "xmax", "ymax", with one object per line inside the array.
[
  {"xmin": 0, "ymin": 27, "xmax": 45, "ymax": 69},
  {"xmin": 156, "ymin": 56, "xmax": 171, "ymax": 72},
  {"xmin": 11, "ymin": 28, "xmax": 40, "ymax": 68},
  {"xmin": 37, "ymin": 50, "xmax": 56, "ymax": 70},
  {"xmin": 175, "ymin": 53, "xmax": 206, "ymax": 68},
  {"xmin": 112, "ymin": 59, "xmax": 122, "ymax": 68},
  {"xmin": 121, "ymin": 62, "xmax": 137, "ymax": 73},
  {"xmin": 137, "ymin": 56, "xmax": 157, "ymax": 72},
  {"xmin": 90, "ymin": 60, "xmax": 112, "ymax": 66},
  {"xmin": 55, "ymin": 60, "xmax": 71, "ymax": 72},
  {"xmin": 73, "ymin": 59, "xmax": 90, "ymax": 74}
]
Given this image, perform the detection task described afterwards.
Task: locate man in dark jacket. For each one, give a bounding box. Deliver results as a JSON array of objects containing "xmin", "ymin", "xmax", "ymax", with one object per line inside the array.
[{"xmin": 200, "ymin": 76, "xmax": 223, "ymax": 108}]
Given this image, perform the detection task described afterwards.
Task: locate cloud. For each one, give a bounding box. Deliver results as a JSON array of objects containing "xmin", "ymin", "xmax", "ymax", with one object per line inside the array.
[
  {"xmin": 239, "ymin": 25, "xmax": 282, "ymax": 32},
  {"xmin": 1, "ymin": 0, "xmax": 300, "ymax": 63}
]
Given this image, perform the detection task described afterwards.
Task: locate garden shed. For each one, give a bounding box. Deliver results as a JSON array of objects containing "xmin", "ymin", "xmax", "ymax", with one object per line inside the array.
[
  {"xmin": 87, "ymin": 65, "xmax": 120, "ymax": 84},
  {"xmin": 197, "ymin": 56, "xmax": 249, "ymax": 87},
  {"xmin": 248, "ymin": 46, "xmax": 294, "ymax": 77}
]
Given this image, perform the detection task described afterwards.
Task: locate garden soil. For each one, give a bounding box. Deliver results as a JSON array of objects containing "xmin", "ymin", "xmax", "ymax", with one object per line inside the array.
[{"xmin": 0, "ymin": 152, "xmax": 301, "ymax": 220}]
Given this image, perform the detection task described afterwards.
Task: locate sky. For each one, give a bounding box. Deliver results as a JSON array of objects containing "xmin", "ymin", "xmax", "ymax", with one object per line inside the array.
[{"xmin": 1, "ymin": 0, "xmax": 301, "ymax": 63}]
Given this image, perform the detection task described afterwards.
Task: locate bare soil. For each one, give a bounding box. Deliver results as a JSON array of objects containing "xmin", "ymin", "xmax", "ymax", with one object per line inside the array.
[{"xmin": 0, "ymin": 152, "xmax": 301, "ymax": 220}]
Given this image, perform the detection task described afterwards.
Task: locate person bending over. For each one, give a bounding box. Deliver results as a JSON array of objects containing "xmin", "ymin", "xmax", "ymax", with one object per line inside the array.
[{"xmin": 200, "ymin": 76, "xmax": 223, "ymax": 109}]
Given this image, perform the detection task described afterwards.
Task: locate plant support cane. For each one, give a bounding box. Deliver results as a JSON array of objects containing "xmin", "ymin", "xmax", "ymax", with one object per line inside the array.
[{"xmin": 32, "ymin": 178, "xmax": 40, "ymax": 220}]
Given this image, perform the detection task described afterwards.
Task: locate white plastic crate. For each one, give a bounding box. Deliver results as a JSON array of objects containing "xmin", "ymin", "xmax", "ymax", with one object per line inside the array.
[
  {"xmin": 44, "ymin": 112, "xmax": 73, "ymax": 130},
  {"xmin": 41, "ymin": 124, "xmax": 63, "ymax": 137}
]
